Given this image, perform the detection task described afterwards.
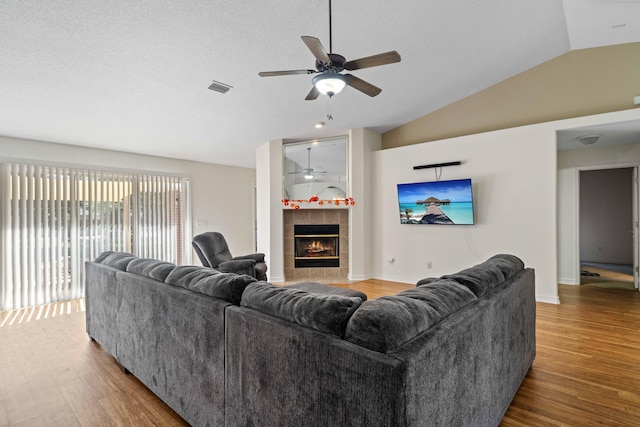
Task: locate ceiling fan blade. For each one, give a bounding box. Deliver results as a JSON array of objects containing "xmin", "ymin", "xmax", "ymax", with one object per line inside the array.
[
  {"xmin": 344, "ymin": 74, "xmax": 382, "ymax": 97},
  {"xmin": 305, "ymin": 86, "xmax": 320, "ymax": 101},
  {"xmin": 259, "ymin": 69, "xmax": 316, "ymax": 77},
  {"xmin": 343, "ymin": 51, "xmax": 401, "ymax": 71},
  {"xmin": 301, "ymin": 36, "xmax": 331, "ymax": 65}
]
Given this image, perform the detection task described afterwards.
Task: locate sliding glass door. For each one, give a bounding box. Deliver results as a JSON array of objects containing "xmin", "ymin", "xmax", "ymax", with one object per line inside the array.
[{"xmin": 0, "ymin": 163, "xmax": 189, "ymax": 310}]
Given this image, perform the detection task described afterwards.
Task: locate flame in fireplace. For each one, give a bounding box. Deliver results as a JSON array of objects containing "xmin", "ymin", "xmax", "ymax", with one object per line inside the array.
[
  {"xmin": 294, "ymin": 239, "xmax": 336, "ymax": 257},
  {"xmin": 305, "ymin": 240, "xmax": 334, "ymax": 256}
]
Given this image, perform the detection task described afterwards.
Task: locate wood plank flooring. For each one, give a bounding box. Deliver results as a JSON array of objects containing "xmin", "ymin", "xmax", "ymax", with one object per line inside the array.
[
  {"xmin": 0, "ymin": 282, "xmax": 638, "ymax": 426},
  {"xmin": 502, "ymin": 284, "xmax": 640, "ymax": 426}
]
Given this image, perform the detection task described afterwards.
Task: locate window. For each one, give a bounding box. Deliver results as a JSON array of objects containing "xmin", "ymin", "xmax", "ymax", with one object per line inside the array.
[{"xmin": 0, "ymin": 163, "xmax": 189, "ymax": 310}]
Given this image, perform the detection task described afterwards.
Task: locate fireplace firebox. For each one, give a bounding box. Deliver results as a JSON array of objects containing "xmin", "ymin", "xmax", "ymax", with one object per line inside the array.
[{"xmin": 294, "ymin": 224, "xmax": 339, "ymax": 268}]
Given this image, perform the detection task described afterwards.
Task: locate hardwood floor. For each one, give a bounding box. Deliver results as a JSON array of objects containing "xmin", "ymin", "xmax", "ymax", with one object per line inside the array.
[
  {"xmin": 1, "ymin": 282, "xmax": 638, "ymax": 426},
  {"xmin": 0, "ymin": 300, "xmax": 187, "ymax": 427},
  {"xmin": 501, "ymin": 284, "xmax": 640, "ymax": 426},
  {"xmin": 580, "ymin": 263, "xmax": 635, "ymax": 285}
]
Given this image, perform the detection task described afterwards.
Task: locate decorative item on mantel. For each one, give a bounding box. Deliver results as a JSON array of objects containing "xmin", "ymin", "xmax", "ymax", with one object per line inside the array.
[{"xmin": 282, "ymin": 195, "xmax": 355, "ymax": 209}]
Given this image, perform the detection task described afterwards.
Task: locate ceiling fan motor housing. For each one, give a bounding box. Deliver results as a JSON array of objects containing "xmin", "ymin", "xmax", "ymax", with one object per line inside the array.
[{"xmin": 316, "ymin": 53, "xmax": 346, "ymax": 72}]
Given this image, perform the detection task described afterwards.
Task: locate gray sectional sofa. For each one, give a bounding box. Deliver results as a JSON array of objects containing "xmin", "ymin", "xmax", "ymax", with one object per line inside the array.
[{"xmin": 85, "ymin": 252, "xmax": 535, "ymax": 427}]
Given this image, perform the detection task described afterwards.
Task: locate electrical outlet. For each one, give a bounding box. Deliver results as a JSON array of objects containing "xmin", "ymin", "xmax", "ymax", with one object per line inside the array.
[{"xmin": 427, "ymin": 261, "xmax": 432, "ymax": 269}]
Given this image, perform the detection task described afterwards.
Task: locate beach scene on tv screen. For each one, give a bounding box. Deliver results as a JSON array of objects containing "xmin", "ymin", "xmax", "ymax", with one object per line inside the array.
[{"xmin": 397, "ymin": 179, "xmax": 474, "ymax": 225}]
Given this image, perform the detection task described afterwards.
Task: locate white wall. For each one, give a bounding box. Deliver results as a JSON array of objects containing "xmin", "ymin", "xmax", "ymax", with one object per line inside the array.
[
  {"xmin": 349, "ymin": 128, "xmax": 381, "ymax": 280},
  {"xmin": 557, "ymin": 168, "xmax": 579, "ymax": 284},
  {"xmin": 557, "ymin": 141, "xmax": 640, "ymax": 170},
  {"xmin": 374, "ymin": 109, "xmax": 640, "ymax": 303},
  {"xmin": 0, "ymin": 135, "xmax": 257, "ymax": 262},
  {"xmin": 256, "ymin": 139, "xmax": 284, "ymax": 282},
  {"xmin": 373, "ymin": 123, "xmax": 559, "ymax": 303}
]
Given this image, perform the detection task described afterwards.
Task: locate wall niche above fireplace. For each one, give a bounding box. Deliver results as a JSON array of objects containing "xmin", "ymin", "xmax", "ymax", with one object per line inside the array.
[{"xmin": 283, "ymin": 136, "xmax": 348, "ymax": 202}]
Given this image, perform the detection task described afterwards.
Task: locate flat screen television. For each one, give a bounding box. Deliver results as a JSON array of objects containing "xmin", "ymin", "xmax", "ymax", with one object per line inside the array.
[{"xmin": 397, "ymin": 178, "xmax": 474, "ymax": 225}]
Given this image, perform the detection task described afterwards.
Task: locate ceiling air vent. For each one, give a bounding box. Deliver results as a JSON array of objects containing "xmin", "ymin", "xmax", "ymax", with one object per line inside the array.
[{"xmin": 208, "ymin": 80, "xmax": 233, "ymax": 94}]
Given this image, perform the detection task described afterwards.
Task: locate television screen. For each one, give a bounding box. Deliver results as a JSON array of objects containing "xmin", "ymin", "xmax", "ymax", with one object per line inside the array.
[{"xmin": 397, "ymin": 178, "xmax": 474, "ymax": 225}]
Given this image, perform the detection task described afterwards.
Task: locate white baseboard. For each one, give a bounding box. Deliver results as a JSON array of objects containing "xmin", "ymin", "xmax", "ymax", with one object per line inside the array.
[
  {"xmin": 536, "ymin": 294, "xmax": 561, "ymax": 304},
  {"xmin": 371, "ymin": 273, "xmax": 416, "ymax": 284},
  {"xmin": 558, "ymin": 276, "xmax": 580, "ymax": 285},
  {"xmin": 268, "ymin": 275, "xmax": 285, "ymax": 283},
  {"xmin": 348, "ymin": 273, "xmax": 374, "ymax": 281}
]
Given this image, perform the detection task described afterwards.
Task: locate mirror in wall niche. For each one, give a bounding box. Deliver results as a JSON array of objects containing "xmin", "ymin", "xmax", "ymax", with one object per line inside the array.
[{"xmin": 283, "ymin": 136, "xmax": 348, "ymax": 202}]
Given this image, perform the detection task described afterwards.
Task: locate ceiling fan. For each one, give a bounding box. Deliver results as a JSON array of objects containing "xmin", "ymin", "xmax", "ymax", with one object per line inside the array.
[
  {"xmin": 258, "ymin": 0, "xmax": 401, "ymax": 100},
  {"xmin": 289, "ymin": 147, "xmax": 327, "ymax": 180}
]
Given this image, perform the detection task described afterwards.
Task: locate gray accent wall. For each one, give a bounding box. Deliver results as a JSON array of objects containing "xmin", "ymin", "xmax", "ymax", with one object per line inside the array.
[{"xmin": 579, "ymin": 168, "xmax": 633, "ymax": 264}]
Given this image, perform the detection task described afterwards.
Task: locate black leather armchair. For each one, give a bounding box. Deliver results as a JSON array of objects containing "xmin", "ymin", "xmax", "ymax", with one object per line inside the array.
[{"xmin": 192, "ymin": 232, "xmax": 267, "ymax": 281}]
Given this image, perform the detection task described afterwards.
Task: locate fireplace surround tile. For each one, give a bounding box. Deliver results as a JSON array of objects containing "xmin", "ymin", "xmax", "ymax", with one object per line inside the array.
[
  {"xmin": 293, "ymin": 268, "xmax": 310, "ymax": 281},
  {"xmin": 284, "ymin": 253, "xmax": 294, "ymax": 270},
  {"xmin": 284, "ymin": 268, "xmax": 294, "ymax": 280},
  {"xmin": 324, "ymin": 209, "xmax": 340, "ymax": 225},
  {"xmin": 283, "ymin": 234, "xmax": 294, "ymax": 253},
  {"xmin": 308, "ymin": 209, "xmax": 326, "ymax": 224}
]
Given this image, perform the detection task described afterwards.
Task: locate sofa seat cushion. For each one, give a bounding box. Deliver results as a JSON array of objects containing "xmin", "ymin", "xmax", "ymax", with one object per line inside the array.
[
  {"xmin": 241, "ymin": 281, "xmax": 363, "ymax": 338},
  {"xmin": 94, "ymin": 251, "xmax": 137, "ymax": 270},
  {"xmin": 345, "ymin": 280, "xmax": 476, "ymax": 353},
  {"xmin": 126, "ymin": 258, "xmax": 176, "ymax": 282},
  {"xmin": 165, "ymin": 266, "xmax": 256, "ymax": 305}
]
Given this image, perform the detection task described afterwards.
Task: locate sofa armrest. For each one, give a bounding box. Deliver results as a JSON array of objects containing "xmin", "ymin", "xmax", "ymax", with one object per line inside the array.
[
  {"xmin": 218, "ymin": 259, "xmax": 256, "ymax": 277},
  {"xmin": 234, "ymin": 253, "xmax": 265, "ymax": 263}
]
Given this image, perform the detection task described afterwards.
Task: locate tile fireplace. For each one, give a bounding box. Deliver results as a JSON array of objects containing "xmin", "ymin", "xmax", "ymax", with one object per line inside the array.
[{"xmin": 283, "ymin": 208, "xmax": 349, "ymax": 281}]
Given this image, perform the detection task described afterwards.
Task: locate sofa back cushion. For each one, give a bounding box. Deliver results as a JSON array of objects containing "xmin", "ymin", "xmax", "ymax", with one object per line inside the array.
[
  {"xmin": 345, "ymin": 280, "xmax": 476, "ymax": 353},
  {"xmin": 485, "ymin": 254, "xmax": 525, "ymax": 279},
  {"xmin": 94, "ymin": 251, "xmax": 138, "ymax": 270},
  {"xmin": 438, "ymin": 254, "xmax": 524, "ymax": 297},
  {"xmin": 126, "ymin": 258, "xmax": 176, "ymax": 282},
  {"xmin": 241, "ymin": 281, "xmax": 363, "ymax": 338},
  {"xmin": 165, "ymin": 266, "xmax": 256, "ymax": 305}
]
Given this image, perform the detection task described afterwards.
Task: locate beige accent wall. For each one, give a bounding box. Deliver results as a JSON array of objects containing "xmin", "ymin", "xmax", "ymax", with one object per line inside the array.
[{"xmin": 382, "ymin": 43, "xmax": 640, "ymax": 149}]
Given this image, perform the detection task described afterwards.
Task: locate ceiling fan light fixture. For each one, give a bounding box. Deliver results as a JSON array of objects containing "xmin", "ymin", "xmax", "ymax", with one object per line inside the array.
[
  {"xmin": 304, "ymin": 173, "xmax": 315, "ymax": 180},
  {"xmin": 313, "ymin": 73, "xmax": 346, "ymax": 96}
]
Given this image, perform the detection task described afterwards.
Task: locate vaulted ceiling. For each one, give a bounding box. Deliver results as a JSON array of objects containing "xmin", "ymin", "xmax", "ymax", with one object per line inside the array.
[{"xmin": 1, "ymin": 0, "xmax": 639, "ymax": 168}]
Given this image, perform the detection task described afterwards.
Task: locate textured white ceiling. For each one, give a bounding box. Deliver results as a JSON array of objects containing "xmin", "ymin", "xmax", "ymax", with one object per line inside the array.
[
  {"xmin": 563, "ymin": 0, "xmax": 640, "ymax": 49},
  {"xmin": 0, "ymin": 0, "xmax": 638, "ymax": 168}
]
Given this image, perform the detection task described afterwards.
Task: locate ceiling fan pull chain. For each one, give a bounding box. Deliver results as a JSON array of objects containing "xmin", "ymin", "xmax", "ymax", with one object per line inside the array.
[{"xmin": 327, "ymin": 97, "xmax": 334, "ymax": 120}]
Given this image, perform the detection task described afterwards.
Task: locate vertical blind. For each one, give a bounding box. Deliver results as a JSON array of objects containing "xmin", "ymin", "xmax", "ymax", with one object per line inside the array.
[{"xmin": 0, "ymin": 163, "xmax": 188, "ymax": 311}]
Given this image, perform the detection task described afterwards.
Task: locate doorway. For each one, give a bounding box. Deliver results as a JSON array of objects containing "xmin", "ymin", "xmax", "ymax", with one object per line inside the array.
[{"xmin": 579, "ymin": 167, "xmax": 638, "ymax": 291}]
